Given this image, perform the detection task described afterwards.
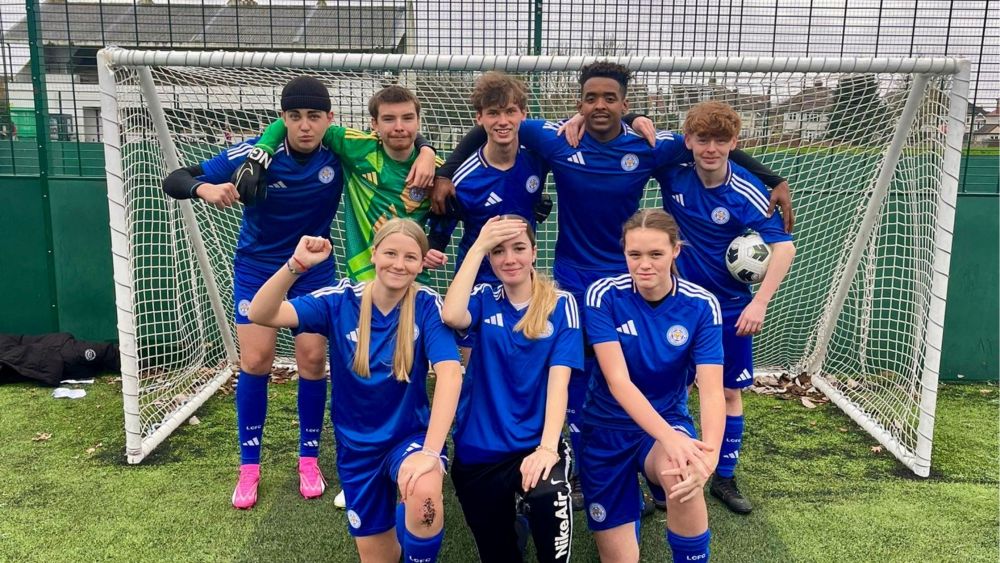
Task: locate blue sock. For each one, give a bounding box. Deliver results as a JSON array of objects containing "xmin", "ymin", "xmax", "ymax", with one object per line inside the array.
[
  {"xmin": 403, "ymin": 527, "xmax": 444, "ymax": 563},
  {"xmin": 667, "ymin": 529, "xmax": 711, "ymax": 563},
  {"xmin": 717, "ymin": 415, "xmax": 745, "ymax": 478},
  {"xmin": 297, "ymin": 377, "xmax": 327, "ymax": 457},
  {"xmin": 235, "ymin": 370, "xmax": 269, "ymax": 464},
  {"xmin": 395, "ymin": 502, "xmax": 406, "ymax": 548}
]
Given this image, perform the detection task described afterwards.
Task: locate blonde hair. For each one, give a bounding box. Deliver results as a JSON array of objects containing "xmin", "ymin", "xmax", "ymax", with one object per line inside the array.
[
  {"xmin": 621, "ymin": 208, "xmax": 682, "ymax": 276},
  {"xmin": 494, "ymin": 215, "xmax": 560, "ymax": 339},
  {"xmin": 352, "ymin": 218, "xmax": 430, "ymax": 383}
]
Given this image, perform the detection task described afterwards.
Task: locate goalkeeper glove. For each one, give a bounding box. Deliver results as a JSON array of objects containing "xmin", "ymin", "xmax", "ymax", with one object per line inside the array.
[
  {"xmin": 534, "ymin": 193, "xmax": 553, "ymax": 224},
  {"xmin": 231, "ymin": 147, "xmax": 272, "ymax": 206}
]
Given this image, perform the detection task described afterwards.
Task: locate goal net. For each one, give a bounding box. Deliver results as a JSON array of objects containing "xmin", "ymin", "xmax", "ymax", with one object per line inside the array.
[{"xmin": 98, "ymin": 49, "xmax": 968, "ymax": 473}]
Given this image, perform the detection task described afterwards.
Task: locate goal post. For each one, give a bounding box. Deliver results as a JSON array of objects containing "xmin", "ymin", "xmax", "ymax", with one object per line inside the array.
[{"xmin": 97, "ymin": 47, "xmax": 968, "ymax": 473}]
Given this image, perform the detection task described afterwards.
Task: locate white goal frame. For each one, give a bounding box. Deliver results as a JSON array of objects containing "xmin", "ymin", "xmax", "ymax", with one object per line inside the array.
[{"xmin": 98, "ymin": 47, "xmax": 968, "ymax": 473}]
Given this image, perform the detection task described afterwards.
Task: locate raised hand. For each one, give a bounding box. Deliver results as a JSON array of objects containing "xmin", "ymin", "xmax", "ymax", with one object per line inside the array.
[
  {"xmin": 292, "ymin": 236, "xmax": 332, "ymax": 269},
  {"xmin": 469, "ymin": 216, "xmax": 527, "ymax": 255}
]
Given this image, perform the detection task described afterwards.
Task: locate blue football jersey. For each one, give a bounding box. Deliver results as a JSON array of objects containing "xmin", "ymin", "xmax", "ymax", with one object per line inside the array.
[
  {"xmin": 447, "ymin": 145, "xmax": 549, "ymax": 284},
  {"xmin": 517, "ymin": 120, "xmax": 689, "ymax": 293},
  {"xmin": 658, "ymin": 162, "xmax": 794, "ymax": 310},
  {"xmin": 290, "ymin": 279, "xmax": 460, "ymax": 453},
  {"xmin": 199, "ymin": 138, "xmax": 343, "ymax": 265},
  {"xmin": 452, "ymin": 284, "xmax": 583, "ymax": 463},
  {"xmin": 583, "ymin": 274, "xmax": 723, "ymax": 430}
]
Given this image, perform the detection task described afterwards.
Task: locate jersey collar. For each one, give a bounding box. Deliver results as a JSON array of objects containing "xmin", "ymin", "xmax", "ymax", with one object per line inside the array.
[{"xmin": 629, "ymin": 275, "xmax": 679, "ymax": 296}]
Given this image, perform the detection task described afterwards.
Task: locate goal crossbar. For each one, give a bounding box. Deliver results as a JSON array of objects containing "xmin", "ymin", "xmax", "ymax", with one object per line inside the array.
[{"xmin": 100, "ymin": 47, "xmax": 965, "ymax": 76}]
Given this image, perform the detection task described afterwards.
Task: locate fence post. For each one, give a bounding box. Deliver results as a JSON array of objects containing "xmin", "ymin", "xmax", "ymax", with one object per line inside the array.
[{"xmin": 26, "ymin": 0, "xmax": 59, "ymax": 331}]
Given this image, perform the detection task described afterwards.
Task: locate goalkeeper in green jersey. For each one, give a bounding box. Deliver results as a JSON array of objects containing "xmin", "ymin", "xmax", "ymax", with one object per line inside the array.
[{"xmin": 234, "ymin": 85, "xmax": 446, "ymax": 282}]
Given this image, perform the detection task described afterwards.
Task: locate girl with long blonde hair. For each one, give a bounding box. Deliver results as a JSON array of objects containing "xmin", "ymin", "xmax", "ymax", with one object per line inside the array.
[
  {"xmin": 441, "ymin": 215, "xmax": 582, "ymax": 563},
  {"xmin": 250, "ymin": 218, "xmax": 462, "ymax": 563}
]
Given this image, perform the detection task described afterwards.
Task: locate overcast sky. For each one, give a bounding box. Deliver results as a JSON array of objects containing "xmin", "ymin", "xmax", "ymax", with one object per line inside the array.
[{"xmin": 1, "ymin": 0, "xmax": 995, "ymax": 107}]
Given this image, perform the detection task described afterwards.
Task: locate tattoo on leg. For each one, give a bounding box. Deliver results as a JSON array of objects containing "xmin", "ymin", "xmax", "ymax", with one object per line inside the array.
[{"xmin": 420, "ymin": 498, "xmax": 436, "ymax": 527}]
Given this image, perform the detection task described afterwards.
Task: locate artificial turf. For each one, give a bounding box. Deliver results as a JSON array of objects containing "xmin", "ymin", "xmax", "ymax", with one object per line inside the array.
[{"xmin": 0, "ymin": 378, "xmax": 995, "ymax": 562}]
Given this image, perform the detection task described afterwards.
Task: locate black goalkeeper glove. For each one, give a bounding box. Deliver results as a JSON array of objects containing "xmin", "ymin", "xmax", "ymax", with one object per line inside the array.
[
  {"xmin": 231, "ymin": 146, "xmax": 272, "ymax": 206},
  {"xmin": 534, "ymin": 193, "xmax": 554, "ymax": 224}
]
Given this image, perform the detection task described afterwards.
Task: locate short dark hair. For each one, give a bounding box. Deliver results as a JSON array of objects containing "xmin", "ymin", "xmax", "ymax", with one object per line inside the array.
[
  {"xmin": 578, "ymin": 61, "xmax": 632, "ymax": 95},
  {"xmin": 368, "ymin": 85, "xmax": 421, "ymax": 119}
]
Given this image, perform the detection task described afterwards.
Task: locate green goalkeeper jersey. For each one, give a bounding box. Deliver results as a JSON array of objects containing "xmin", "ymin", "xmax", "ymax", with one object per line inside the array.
[{"xmin": 257, "ymin": 121, "xmax": 443, "ymax": 282}]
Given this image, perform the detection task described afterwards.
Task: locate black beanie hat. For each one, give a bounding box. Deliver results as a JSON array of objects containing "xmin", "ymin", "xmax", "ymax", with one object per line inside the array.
[{"xmin": 281, "ymin": 76, "xmax": 331, "ymax": 112}]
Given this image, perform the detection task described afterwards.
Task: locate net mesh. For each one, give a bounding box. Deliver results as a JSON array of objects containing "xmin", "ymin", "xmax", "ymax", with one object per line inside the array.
[{"xmin": 105, "ymin": 58, "xmax": 956, "ymax": 467}]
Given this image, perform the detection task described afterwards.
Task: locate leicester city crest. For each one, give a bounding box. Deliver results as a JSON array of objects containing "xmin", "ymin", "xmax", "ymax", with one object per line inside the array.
[
  {"xmin": 525, "ymin": 175, "xmax": 541, "ymax": 194},
  {"xmin": 347, "ymin": 510, "xmax": 362, "ymax": 529},
  {"xmin": 588, "ymin": 503, "xmax": 607, "ymax": 523},
  {"xmin": 238, "ymin": 299, "xmax": 252, "ymax": 318},
  {"xmin": 666, "ymin": 324, "xmax": 689, "ymax": 346},
  {"xmin": 620, "ymin": 153, "xmax": 639, "ymax": 171},
  {"xmin": 413, "ymin": 324, "xmax": 421, "ymax": 341},
  {"xmin": 539, "ymin": 321, "xmax": 555, "ymax": 339},
  {"xmin": 318, "ymin": 166, "xmax": 336, "ymax": 184},
  {"xmin": 711, "ymin": 206, "xmax": 731, "ymax": 224},
  {"xmin": 408, "ymin": 185, "xmax": 428, "ymax": 202}
]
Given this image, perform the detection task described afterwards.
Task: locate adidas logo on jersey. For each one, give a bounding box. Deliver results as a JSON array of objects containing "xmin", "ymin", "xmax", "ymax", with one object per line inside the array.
[
  {"xmin": 736, "ymin": 369, "xmax": 753, "ymax": 383},
  {"xmin": 346, "ymin": 329, "xmax": 359, "ymax": 343},
  {"xmin": 302, "ymin": 440, "xmax": 319, "ymax": 448},
  {"xmin": 616, "ymin": 320, "xmax": 638, "ymax": 336},
  {"xmin": 484, "ymin": 313, "xmax": 504, "ymax": 327},
  {"xmin": 241, "ymin": 437, "xmax": 260, "ymax": 447},
  {"xmin": 363, "ymin": 171, "xmax": 378, "ymax": 185},
  {"xmin": 484, "ymin": 192, "xmax": 503, "ymax": 207},
  {"xmin": 567, "ymin": 151, "xmax": 586, "ymax": 165},
  {"xmin": 267, "ymin": 181, "xmax": 288, "ymax": 189},
  {"xmin": 672, "ymin": 193, "xmax": 685, "ymax": 207},
  {"xmin": 722, "ymin": 451, "xmax": 740, "ymax": 460}
]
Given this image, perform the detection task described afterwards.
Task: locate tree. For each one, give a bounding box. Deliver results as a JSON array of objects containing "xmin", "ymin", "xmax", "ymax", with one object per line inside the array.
[{"xmin": 826, "ymin": 74, "xmax": 887, "ymax": 146}]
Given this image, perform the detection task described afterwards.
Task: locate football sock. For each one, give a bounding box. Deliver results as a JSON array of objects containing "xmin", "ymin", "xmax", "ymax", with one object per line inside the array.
[
  {"xmin": 668, "ymin": 529, "xmax": 710, "ymax": 563},
  {"xmin": 297, "ymin": 376, "xmax": 327, "ymax": 457},
  {"xmin": 717, "ymin": 415, "xmax": 745, "ymax": 478},
  {"xmin": 236, "ymin": 370, "xmax": 269, "ymax": 464}
]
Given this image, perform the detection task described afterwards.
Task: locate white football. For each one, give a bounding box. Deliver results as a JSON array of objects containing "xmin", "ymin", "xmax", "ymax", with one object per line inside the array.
[{"xmin": 726, "ymin": 232, "xmax": 771, "ymax": 283}]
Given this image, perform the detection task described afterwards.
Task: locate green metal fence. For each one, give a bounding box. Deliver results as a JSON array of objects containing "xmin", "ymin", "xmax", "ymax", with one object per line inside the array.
[{"xmin": 0, "ymin": 1, "xmax": 996, "ymax": 380}]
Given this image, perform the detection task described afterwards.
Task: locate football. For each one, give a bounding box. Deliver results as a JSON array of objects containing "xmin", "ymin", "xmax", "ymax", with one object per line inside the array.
[{"xmin": 726, "ymin": 232, "xmax": 772, "ymax": 283}]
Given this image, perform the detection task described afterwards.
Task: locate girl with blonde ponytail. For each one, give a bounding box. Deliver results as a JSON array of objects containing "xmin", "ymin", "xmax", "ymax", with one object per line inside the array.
[
  {"xmin": 248, "ymin": 218, "xmax": 462, "ymax": 563},
  {"xmin": 441, "ymin": 215, "xmax": 582, "ymax": 563}
]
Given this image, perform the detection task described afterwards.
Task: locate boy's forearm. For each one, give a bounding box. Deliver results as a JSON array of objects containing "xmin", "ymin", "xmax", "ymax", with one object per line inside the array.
[{"xmin": 753, "ymin": 242, "xmax": 796, "ymax": 305}]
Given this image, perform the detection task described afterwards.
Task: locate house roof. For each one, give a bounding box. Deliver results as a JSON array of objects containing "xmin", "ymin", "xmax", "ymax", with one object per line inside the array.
[
  {"xmin": 775, "ymin": 85, "xmax": 833, "ymax": 113},
  {"xmin": 973, "ymin": 124, "xmax": 1000, "ymax": 135},
  {"xmin": 671, "ymin": 84, "xmax": 770, "ymax": 112},
  {"xmin": 4, "ymin": 2, "xmax": 406, "ymax": 51},
  {"xmin": 968, "ymin": 103, "xmax": 989, "ymax": 117}
]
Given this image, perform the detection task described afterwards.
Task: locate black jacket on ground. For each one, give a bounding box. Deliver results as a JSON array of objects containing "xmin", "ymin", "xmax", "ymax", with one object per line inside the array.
[{"xmin": 0, "ymin": 333, "xmax": 120, "ymax": 386}]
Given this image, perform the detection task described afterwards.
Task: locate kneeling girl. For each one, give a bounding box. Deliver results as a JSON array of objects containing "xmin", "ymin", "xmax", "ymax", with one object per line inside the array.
[
  {"xmin": 442, "ymin": 215, "xmax": 582, "ymax": 563},
  {"xmin": 250, "ymin": 218, "xmax": 462, "ymax": 563},
  {"xmin": 581, "ymin": 208, "xmax": 725, "ymax": 562}
]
